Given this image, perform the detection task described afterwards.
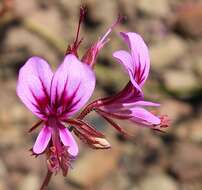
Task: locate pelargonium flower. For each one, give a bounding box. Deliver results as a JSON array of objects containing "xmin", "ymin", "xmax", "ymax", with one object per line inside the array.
[
  {"xmin": 78, "ymin": 32, "xmax": 169, "ymax": 135},
  {"xmin": 17, "ymin": 54, "xmax": 95, "ymax": 171},
  {"xmin": 17, "ymin": 54, "xmax": 110, "ymax": 189},
  {"xmin": 16, "ymin": 6, "xmax": 169, "ymax": 190},
  {"xmin": 16, "ymin": 6, "xmax": 118, "ymax": 189}
]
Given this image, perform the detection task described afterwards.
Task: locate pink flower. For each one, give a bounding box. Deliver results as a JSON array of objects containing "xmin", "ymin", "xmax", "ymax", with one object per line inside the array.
[
  {"xmin": 17, "ymin": 54, "xmax": 96, "ymax": 175},
  {"xmin": 16, "ymin": 6, "xmax": 169, "ymax": 189},
  {"xmin": 16, "ymin": 7, "xmax": 117, "ymax": 189},
  {"xmin": 79, "ymin": 32, "xmax": 169, "ymax": 135}
]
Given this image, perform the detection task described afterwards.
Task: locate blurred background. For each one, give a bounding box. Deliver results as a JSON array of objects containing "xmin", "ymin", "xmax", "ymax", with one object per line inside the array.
[{"xmin": 0, "ymin": 0, "xmax": 202, "ymax": 190}]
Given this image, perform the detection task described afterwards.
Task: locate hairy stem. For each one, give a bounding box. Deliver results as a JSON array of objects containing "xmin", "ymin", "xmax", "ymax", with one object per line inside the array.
[
  {"xmin": 39, "ymin": 170, "xmax": 53, "ymax": 190},
  {"xmin": 77, "ymin": 100, "xmax": 100, "ymax": 120}
]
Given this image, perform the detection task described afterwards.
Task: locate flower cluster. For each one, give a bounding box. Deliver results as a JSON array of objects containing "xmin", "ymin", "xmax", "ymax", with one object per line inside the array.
[{"xmin": 16, "ymin": 7, "xmax": 169, "ymax": 190}]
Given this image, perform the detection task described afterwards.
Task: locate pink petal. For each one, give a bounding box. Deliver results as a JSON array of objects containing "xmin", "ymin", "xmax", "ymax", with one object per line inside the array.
[
  {"xmin": 59, "ymin": 128, "xmax": 79, "ymax": 157},
  {"xmin": 50, "ymin": 54, "xmax": 96, "ymax": 118},
  {"xmin": 113, "ymin": 50, "xmax": 133, "ymax": 73},
  {"xmin": 33, "ymin": 125, "xmax": 51, "ymax": 154},
  {"xmin": 119, "ymin": 32, "xmax": 150, "ymax": 87},
  {"xmin": 16, "ymin": 57, "xmax": 53, "ymax": 119},
  {"xmin": 122, "ymin": 100, "xmax": 160, "ymax": 107},
  {"xmin": 130, "ymin": 107, "xmax": 161, "ymax": 126},
  {"xmin": 113, "ymin": 50, "xmax": 142, "ymax": 94}
]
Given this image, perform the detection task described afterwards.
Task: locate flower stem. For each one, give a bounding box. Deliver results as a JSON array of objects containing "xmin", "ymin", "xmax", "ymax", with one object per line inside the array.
[
  {"xmin": 39, "ymin": 170, "xmax": 53, "ymax": 190},
  {"xmin": 77, "ymin": 100, "xmax": 99, "ymax": 119}
]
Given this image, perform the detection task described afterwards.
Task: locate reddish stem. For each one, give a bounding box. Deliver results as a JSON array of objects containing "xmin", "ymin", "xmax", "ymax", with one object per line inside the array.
[
  {"xmin": 39, "ymin": 170, "xmax": 53, "ymax": 190},
  {"xmin": 77, "ymin": 94, "xmax": 122, "ymax": 120},
  {"xmin": 66, "ymin": 6, "xmax": 86, "ymax": 55},
  {"xmin": 77, "ymin": 100, "xmax": 101, "ymax": 119},
  {"xmin": 74, "ymin": 6, "xmax": 86, "ymax": 48}
]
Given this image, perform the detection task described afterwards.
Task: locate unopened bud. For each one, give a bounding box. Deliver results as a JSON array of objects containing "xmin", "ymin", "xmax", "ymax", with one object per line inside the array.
[{"xmin": 92, "ymin": 137, "xmax": 111, "ymax": 149}]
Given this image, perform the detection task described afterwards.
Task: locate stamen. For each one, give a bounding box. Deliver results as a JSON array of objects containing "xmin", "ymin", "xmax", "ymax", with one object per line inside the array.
[{"xmin": 98, "ymin": 14, "xmax": 125, "ymax": 46}]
